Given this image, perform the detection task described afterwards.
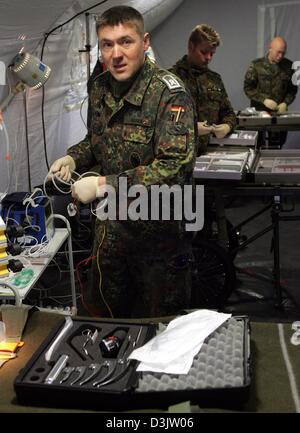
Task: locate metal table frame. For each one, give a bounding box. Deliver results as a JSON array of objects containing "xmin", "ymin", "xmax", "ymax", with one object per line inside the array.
[{"xmin": 203, "ymin": 183, "xmax": 300, "ymax": 310}]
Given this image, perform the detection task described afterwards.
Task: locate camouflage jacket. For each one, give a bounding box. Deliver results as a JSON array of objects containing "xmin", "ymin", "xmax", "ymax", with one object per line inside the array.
[
  {"xmin": 68, "ymin": 57, "xmax": 196, "ymax": 192},
  {"xmin": 244, "ymin": 56, "xmax": 298, "ymax": 110},
  {"xmin": 170, "ymin": 55, "xmax": 236, "ymax": 153}
]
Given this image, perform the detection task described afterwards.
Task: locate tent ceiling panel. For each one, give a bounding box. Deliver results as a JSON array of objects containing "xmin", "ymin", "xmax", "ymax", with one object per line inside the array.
[{"xmin": 0, "ymin": 0, "xmax": 184, "ymax": 67}]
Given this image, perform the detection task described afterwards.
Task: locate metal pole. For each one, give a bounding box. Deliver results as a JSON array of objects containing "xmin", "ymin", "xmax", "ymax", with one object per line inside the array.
[{"xmin": 85, "ymin": 13, "xmax": 91, "ymax": 78}]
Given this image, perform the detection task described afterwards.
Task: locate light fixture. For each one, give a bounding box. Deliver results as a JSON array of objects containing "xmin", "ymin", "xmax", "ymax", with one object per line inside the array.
[
  {"xmin": 12, "ymin": 52, "xmax": 51, "ymax": 89},
  {"xmin": 0, "ymin": 52, "xmax": 51, "ymax": 111}
]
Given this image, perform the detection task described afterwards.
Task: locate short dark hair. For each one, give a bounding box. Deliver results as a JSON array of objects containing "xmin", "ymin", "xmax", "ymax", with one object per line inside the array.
[
  {"xmin": 189, "ymin": 24, "xmax": 221, "ymax": 47},
  {"xmin": 96, "ymin": 6, "xmax": 144, "ymax": 37}
]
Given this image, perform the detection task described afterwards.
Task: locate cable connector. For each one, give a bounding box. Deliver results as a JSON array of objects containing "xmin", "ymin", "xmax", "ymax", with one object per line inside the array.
[
  {"xmin": 6, "ymin": 243, "xmax": 23, "ymax": 256},
  {"xmin": 5, "ymin": 224, "xmax": 24, "ymax": 238},
  {"xmin": 8, "ymin": 259, "xmax": 24, "ymax": 273}
]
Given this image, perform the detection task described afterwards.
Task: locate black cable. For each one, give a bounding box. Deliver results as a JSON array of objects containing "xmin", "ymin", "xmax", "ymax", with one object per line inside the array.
[
  {"xmin": 39, "ymin": 0, "xmax": 109, "ymax": 172},
  {"xmin": 23, "ymin": 92, "xmax": 32, "ymax": 191}
]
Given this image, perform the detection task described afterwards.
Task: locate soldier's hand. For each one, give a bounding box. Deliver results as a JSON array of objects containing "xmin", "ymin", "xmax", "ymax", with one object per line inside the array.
[
  {"xmin": 0, "ymin": 110, "xmax": 3, "ymax": 124},
  {"xmin": 277, "ymin": 102, "xmax": 287, "ymax": 114},
  {"xmin": 71, "ymin": 176, "xmax": 106, "ymax": 204},
  {"xmin": 212, "ymin": 123, "xmax": 231, "ymax": 139},
  {"xmin": 48, "ymin": 155, "xmax": 76, "ymax": 182},
  {"xmin": 198, "ymin": 121, "xmax": 213, "ymax": 136},
  {"xmin": 263, "ymin": 99, "xmax": 278, "ymax": 111}
]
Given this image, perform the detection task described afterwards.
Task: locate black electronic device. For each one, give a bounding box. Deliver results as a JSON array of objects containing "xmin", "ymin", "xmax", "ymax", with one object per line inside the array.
[
  {"xmin": 99, "ymin": 329, "xmax": 127, "ymax": 358},
  {"xmin": 1, "ymin": 190, "xmax": 54, "ymax": 245}
]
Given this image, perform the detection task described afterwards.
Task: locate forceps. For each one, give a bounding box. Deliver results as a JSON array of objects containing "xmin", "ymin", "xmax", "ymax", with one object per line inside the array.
[{"xmin": 82, "ymin": 328, "xmax": 98, "ymax": 358}]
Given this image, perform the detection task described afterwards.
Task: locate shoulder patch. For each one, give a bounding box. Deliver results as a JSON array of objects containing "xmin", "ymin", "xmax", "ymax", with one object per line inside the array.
[{"xmin": 160, "ymin": 74, "xmax": 184, "ymax": 91}]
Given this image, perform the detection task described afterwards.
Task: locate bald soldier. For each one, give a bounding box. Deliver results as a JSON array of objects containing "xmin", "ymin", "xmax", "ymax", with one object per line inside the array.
[{"xmin": 244, "ymin": 36, "xmax": 298, "ymax": 147}]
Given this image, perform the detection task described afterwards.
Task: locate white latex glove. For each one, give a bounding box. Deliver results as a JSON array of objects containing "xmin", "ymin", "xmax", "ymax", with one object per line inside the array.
[
  {"xmin": 263, "ymin": 98, "xmax": 278, "ymax": 111},
  {"xmin": 197, "ymin": 121, "xmax": 213, "ymax": 136},
  {"xmin": 49, "ymin": 155, "xmax": 76, "ymax": 182},
  {"xmin": 212, "ymin": 123, "xmax": 231, "ymax": 139},
  {"xmin": 71, "ymin": 176, "xmax": 105, "ymax": 204},
  {"xmin": 277, "ymin": 102, "xmax": 287, "ymax": 114}
]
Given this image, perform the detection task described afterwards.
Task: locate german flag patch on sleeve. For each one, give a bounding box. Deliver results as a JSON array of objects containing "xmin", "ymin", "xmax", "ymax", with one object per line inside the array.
[{"xmin": 170, "ymin": 105, "xmax": 185, "ymax": 122}]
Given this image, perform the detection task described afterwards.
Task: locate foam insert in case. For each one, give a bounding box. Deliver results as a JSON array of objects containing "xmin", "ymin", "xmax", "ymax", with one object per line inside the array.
[{"xmin": 14, "ymin": 315, "xmax": 251, "ymax": 411}]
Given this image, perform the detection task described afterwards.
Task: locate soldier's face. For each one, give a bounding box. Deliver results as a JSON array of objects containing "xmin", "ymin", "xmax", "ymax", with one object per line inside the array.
[
  {"xmin": 268, "ymin": 44, "xmax": 286, "ymax": 64},
  {"xmin": 98, "ymin": 23, "xmax": 150, "ymax": 81},
  {"xmin": 188, "ymin": 40, "xmax": 216, "ymax": 68}
]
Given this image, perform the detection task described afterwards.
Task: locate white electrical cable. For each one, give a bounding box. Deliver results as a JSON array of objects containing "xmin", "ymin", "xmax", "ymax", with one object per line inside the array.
[
  {"xmin": 24, "ymin": 234, "xmax": 49, "ymax": 257},
  {"xmin": 23, "ymin": 225, "xmax": 41, "ymax": 232},
  {"xmin": 48, "ymin": 214, "xmax": 77, "ymax": 311},
  {"xmin": 80, "ymin": 95, "xmax": 88, "ymax": 130},
  {"xmin": 20, "ymin": 235, "xmax": 38, "ymax": 247},
  {"xmin": 3, "ymin": 203, "xmax": 16, "ymax": 227},
  {"xmin": 0, "ymin": 120, "xmax": 12, "ymax": 198},
  {"xmin": 23, "ymin": 193, "xmax": 49, "ymax": 233},
  {"xmin": 51, "ymin": 175, "xmax": 73, "ymax": 194},
  {"xmin": 44, "ymin": 169, "xmax": 102, "ymax": 196},
  {"xmin": 43, "ymin": 168, "xmax": 107, "ymax": 226},
  {"xmin": 5, "ymin": 216, "xmax": 20, "ymax": 226}
]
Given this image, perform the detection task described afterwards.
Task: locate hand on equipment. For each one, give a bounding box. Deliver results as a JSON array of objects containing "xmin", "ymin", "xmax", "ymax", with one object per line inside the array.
[
  {"xmin": 212, "ymin": 123, "xmax": 231, "ymax": 139},
  {"xmin": 48, "ymin": 155, "xmax": 76, "ymax": 182},
  {"xmin": 71, "ymin": 176, "xmax": 106, "ymax": 204},
  {"xmin": 277, "ymin": 102, "xmax": 287, "ymax": 114},
  {"xmin": 263, "ymin": 98, "xmax": 278, "ymax": 111},
  {"xmin": 197, "ymin": 121, "xmax": 213, "ymax": 136}
]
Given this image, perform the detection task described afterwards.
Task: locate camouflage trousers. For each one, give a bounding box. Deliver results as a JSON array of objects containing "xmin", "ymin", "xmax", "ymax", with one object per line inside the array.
[{"xmin": 86, "ymin": 219, "xmax": 193, "ymax": 318}]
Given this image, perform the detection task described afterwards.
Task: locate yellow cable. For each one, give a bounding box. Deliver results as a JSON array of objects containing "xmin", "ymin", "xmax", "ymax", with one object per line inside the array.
[{"xmin": 96, "ymin": 224, "xmax": 114, "ymax": 318}]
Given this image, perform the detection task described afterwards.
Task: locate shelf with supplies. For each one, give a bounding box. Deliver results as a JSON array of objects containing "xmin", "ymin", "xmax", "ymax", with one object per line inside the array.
[
  {"xmin": 0, "ymin": 228, "xmax": 77, "ymax": 312},
  {"xmin": 194, "ymin": 130, "xmax": 300, "ymax": 184},
  {"xmin": 194, "ymin": 130, "xmax": 258, "ymax": 181}
]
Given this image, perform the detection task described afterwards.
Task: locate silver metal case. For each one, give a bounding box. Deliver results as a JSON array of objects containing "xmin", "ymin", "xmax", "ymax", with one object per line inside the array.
[
  {"xmin": 252, "ymin": 149, "xmax": 300, "ymax": 184},
  {"xmin": 194, "ymin": 130, "xmax": 258, "ymax": 181},
  {"xmin": 276, "ymin": 111, "xmax": 300, "ymax": 125},
  {"xmin": 237, "ymin": 114, "xmax": 273, "ymax": 127}
]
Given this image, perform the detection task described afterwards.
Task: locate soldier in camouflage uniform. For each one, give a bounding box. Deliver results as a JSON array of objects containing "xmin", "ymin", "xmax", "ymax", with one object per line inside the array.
[
  {"xmin": 49, "ymin": 6, "xmax": 196, "ymax": 318},
  {"xmin": 170, "ymin": 24, "xmax": 236, "ymax": 155},
  {"xmin": 244, "ymin": 36, "xmax": 298, "ymax": 147}
]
